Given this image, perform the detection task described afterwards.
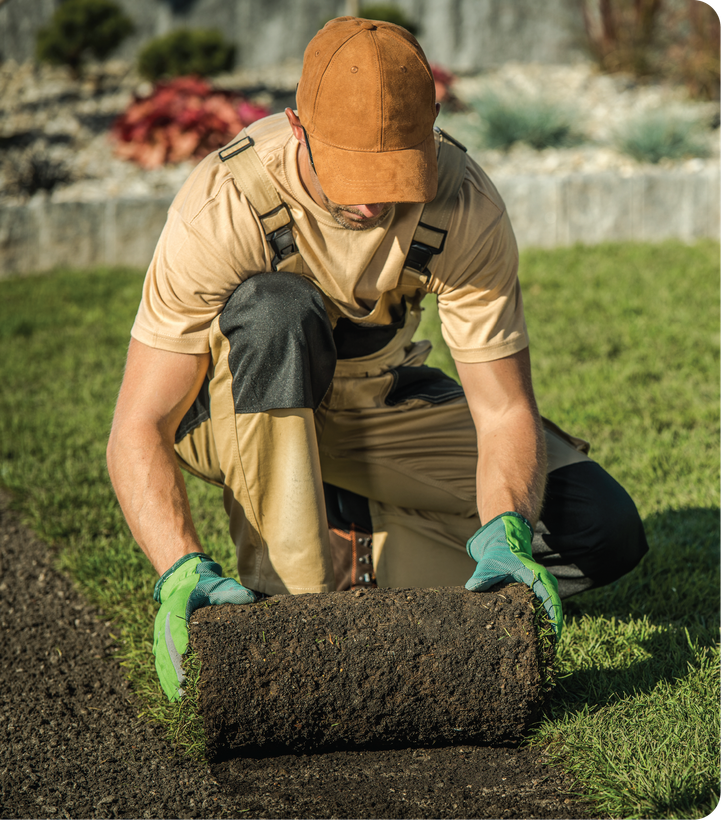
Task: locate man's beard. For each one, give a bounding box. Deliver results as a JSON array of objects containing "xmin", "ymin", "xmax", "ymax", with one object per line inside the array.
[{"xmin": 322, "ymin": 196, "xmax": 395, "ymax": 231}]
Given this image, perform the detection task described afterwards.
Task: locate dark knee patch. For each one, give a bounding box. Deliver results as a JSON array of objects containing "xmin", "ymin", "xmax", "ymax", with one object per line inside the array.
[{"xmin": 219, "ymin": 272, "xmax": 336, "ymax": 413}]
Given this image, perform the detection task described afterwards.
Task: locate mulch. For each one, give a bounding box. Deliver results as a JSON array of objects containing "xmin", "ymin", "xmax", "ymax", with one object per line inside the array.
[{"xmin": 0, "ymin": 490, "xmax": 599, "ymax": 819}]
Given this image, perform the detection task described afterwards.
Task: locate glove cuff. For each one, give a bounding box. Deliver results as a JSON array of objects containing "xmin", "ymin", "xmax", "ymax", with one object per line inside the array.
[
  {"xmin": 153, "ymin": 552, "xmax": 216, "ymax": 603},
  {"xmin": 487, "ymin": 511, "xmax": 533, "ymax": 532},
  {"xmin": 466, "ymin": 511, "xmax": 533, "ymax": 557}
]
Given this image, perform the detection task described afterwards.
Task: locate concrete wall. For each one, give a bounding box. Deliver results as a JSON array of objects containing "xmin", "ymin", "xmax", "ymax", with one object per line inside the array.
[
  {"xmin": 0, "ymin": 0, "xmax": 589, "ymax": 73},
  {"xmin": 2, "ymin": 169, "xmax": 717, "ymax": 278}
]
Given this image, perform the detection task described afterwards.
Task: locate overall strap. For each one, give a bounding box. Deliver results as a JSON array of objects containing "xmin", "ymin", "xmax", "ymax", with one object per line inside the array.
[
  {"xmin": 219, "ymin": 131, "xmax": 304, "ymax": 274},
  {"xmin": 219, "ymin": 127, "xmax": 466, "ymax": 282},
  {"xmin": 401, "ymin": 127, "xmax": 467, "ymax": 288}
]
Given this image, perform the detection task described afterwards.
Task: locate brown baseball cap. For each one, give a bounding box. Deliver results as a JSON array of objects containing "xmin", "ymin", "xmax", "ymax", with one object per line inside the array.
[{"xmin": 296, "ymin": 16, "xmax": 438, "ymax": 205}]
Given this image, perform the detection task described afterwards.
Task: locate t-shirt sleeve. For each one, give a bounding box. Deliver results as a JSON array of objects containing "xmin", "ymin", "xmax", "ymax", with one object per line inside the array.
[
  {"xmin": 427, "ymin": 161, "xmax": 529, "ymax": 364},
  {"xmin": 131, "ymin": 157, "xmax": 269, "ymax": 354}
]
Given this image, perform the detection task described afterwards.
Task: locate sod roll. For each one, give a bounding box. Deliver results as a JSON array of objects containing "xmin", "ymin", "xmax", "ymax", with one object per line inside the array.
[{"xmin": 189, "ymin": 583, "xmax": 552, "ymax": 759}]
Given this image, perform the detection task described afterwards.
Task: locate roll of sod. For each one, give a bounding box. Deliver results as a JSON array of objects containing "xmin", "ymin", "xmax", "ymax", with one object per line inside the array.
[{"xmin": 189, "ymin": 584, "xmax": 553, "ymax": 759}]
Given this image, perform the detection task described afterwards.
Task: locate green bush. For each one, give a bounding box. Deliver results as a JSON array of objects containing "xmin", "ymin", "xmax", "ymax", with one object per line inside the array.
[
  {"xmin": 137, "ymin": 28, "xmax": 235, "ymax": 82},
  {"xmin": 35, "ymin": 0, "xmax": 134, "ymax": 78},
  {"xmin": 615, "ymin": 111, "xmax": 710, "ymax": 164},
  {"xmin": 474, "ymin": 92, "xmax": 582, "ymax": 151},
  {"xmin": 359, "ymin": 3, "xmax": 419, "ymax": 36}
]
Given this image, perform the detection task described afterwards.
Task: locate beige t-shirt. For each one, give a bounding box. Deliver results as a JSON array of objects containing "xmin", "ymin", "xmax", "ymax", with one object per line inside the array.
[{"xmin": 131, "ymin": 113, "xmax": 527, "ymax": 364}]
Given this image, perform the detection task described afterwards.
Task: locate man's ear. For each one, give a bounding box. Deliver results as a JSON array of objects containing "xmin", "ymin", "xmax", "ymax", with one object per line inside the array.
[{"xmin": 285, "ymin": 108, "xmax": 306, "ymax": 144}]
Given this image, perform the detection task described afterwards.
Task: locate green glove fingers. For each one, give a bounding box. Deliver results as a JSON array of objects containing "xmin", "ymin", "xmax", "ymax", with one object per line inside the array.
[
  {"xmin": 152, "ymin": 552, "xmax": 260, "ymax": 702},
  {"xmin": 465, "ymin": 512, "xmax": 563, "ymax": 640}
]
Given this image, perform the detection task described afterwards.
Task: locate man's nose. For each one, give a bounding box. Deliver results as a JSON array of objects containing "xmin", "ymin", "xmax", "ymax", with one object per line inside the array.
[{"xmin": 352, "ymin": 203, "xmax": 387, "ymax": 218}]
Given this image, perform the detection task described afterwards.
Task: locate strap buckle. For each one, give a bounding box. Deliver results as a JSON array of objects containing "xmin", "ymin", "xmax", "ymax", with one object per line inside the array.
[
  {"xmin": 403, "ymin": 221, "xmax": 448, "ymax": 276},
  {"xmin": 264, "ymin": 205, "xmax": 297, "ymax": 271},
  {"xmin": 433, "ymin": 126, "xmax": 467, "ymax": 153},
  {"xmin": 219, "ymin": 134, "xmax": 254, "ymax": 161}
]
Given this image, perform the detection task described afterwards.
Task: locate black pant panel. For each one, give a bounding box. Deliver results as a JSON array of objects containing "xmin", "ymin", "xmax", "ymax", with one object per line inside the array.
[
  {"xmin": 218, "ymin": 272, "xmax": 337, "ymax": 414},
  {"xmin": 533, "ymin": 460, "xmax": 649, "ymax": 598}
]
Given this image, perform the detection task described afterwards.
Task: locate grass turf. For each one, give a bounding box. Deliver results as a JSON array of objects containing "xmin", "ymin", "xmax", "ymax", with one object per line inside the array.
[{"xmin": 0, "ymin": 240, "xmax": 718, "ymax": 818}]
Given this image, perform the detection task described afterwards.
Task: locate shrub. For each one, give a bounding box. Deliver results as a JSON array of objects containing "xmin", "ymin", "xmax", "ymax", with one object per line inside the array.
[
  {"xmin": 581, "ymin": 0, "xmax": 663, "ymax": 78},
  {"xmin": 615, "ymin": 111, "xmax": 710, "ymax": 164},
  {"xmin": 111, "ymin": 76, "xmax": 270, "ymax": 168},
  {"xmin": 35, "ymin": 0, "xmax": 134, "ymax": 78},
  {"xmin": 2, "ymin": 147, "xmax": 73, "ymax": 197},
  {"xmin": 137, "ymin": 28, "xmax": 235, "ymax": 82},
  {"xmin": 664, "ymin": 0, "xmax": 720, "ymax": 102},
  {"xmin": 581, "ymin": 0, "xmax": 720, "ymax": 101},
  {"xmin": 359, "ymin": 3, "xmax": 419, "ymax": 36},
  {"xmin": 474, "ymin": 93, "xmax": 582, "ymax": 151}
]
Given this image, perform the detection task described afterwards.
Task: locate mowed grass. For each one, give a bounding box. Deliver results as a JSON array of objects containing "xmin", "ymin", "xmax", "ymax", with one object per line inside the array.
[{"xmin": 0, "ymin": 240, "xmax": 718, "ymax": 818}]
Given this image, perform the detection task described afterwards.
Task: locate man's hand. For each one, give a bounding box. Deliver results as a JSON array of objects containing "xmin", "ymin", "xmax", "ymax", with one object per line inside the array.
[
  {"xmin": 465, "ymin": 512, "xmax": 562, "ymax": 639},
  {"xmin": 153, "ymin": 552, "xmax": 261, "ymax": 701}
]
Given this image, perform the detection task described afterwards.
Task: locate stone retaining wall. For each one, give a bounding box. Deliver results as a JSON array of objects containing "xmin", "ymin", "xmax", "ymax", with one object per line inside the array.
[{"xmin": 1, "ymin": 169, "xmax": 718, "ymax": 278}]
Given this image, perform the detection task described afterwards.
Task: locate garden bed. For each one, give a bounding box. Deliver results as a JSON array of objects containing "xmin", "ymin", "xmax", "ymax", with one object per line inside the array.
[
  {"xmin": 1, "ymin": 57, "xmax": 717, "ymax": 206},
  {"xmin": 0, "ymin": 492, "xmax": 594, "ymax": 818}
]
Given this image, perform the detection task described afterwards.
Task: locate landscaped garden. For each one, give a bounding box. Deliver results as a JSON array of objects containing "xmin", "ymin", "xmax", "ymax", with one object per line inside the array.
[{"xmin": 1, "ymin": 239, "xmax": 718, "ymax": 818}]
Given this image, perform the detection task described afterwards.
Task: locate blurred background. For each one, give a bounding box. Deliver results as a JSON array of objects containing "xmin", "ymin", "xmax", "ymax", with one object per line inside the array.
[{"xmin": 0, "ymin": 0, "xmax": 719, "ymax": 272}]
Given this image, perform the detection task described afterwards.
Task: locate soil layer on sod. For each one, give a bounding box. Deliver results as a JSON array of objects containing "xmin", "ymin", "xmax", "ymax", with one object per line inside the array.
[
  {"xmin": 0, "ymin": 492, "xmax": 597, "ymax": 819},
  {"xmin": 192, "ymin": 585, "xmax": 551, "ymax": 758}
]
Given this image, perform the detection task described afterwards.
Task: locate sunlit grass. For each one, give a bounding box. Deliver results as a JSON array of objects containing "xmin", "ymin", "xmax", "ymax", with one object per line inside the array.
[{"xmin": 0, "ymin": 240, "xmax": 718, "ymax": 816}]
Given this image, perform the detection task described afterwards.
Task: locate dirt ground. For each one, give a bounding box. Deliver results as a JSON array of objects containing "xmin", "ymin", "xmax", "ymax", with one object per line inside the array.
[{"xmin": 0, "ymin": 491, "xmax": 598, "ymax": 819}]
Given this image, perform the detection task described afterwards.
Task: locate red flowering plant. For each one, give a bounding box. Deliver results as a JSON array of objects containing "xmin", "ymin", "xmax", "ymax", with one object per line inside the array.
[
  {"xmin": 430, "ymin": 63, "xmax": 465, "ymax": 112},
  {"xmin": 111, "ymin": 76, "xmax": 271, "ymax": 168}
]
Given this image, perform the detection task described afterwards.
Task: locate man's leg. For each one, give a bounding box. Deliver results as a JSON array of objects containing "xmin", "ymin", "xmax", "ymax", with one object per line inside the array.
[
  {"xmin": 174, "ymin": 272, "xmax": 338, "ymax": 596},
  {"xmin": 319, "ymin": 328, "xmax": 648, "ymax": 596}
]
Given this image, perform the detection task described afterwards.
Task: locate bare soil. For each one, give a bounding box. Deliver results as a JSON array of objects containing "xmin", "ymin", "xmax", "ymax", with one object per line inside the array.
[{"xmin": 0, "ymin": 491, "xmax": 599, "ymax": 819}]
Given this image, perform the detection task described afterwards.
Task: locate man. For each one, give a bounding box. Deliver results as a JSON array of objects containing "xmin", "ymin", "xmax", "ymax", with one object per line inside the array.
[{"xmin": 107, "ymin": 17, "xmax": 648, "ymax": 702}]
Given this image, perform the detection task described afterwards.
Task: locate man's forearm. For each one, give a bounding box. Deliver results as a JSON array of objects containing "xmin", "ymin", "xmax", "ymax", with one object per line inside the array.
[
  {"xmin": 107, "ymin": 423, "xmax": 203, "ymax": 575},
  {"xmin": 475, "ymin": 405, "xmax": 547, "ymax": 525},
  {"xmin": 455, "ymin": 350, "xmax": 547, "ymax": 527}
]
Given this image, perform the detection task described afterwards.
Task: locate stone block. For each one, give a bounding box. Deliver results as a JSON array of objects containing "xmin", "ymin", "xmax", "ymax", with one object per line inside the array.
[
  {"xmin": 560, "ymin": 172, "xmax": 640, "ymax": 245},
  {"xmin": 40, "ymin": 200, "xmax": 105, "ymax": 271},
  {"xmin": 112, "ymin": 197, "xmax": 173, "ymax": 269},
  {"xmin": 0, "ymin": 201, "xmax": 41, "ymax": 278},
  {"xmin": 496, "ymin": 176, "xmax": 562, "ymax": 250}
]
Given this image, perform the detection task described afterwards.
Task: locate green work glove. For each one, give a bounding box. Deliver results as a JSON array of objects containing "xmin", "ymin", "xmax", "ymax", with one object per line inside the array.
[
  {"xmin": 465, "ymin": 512, "xmax": 562, "ymax": 639},
  {"xmin": 152, "ymin": 552, "xmax": 261, "ymax": 701}
]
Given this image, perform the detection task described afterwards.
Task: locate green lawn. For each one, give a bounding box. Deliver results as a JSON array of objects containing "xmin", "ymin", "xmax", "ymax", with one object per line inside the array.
[{"xmin": 1, "ymin": 240, "xmax": 718, "ymax": 818}]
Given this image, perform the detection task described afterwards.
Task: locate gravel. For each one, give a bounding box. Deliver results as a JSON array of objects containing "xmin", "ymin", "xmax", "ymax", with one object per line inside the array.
[{"xmin": 0, "ymin": 57, "xmax": 717, "ymax": 207}]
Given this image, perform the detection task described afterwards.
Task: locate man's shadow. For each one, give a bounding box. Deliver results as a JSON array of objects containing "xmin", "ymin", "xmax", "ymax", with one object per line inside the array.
[{"xmin": 548, "ymin": 506, "xmax": 719, "ymax": 711}]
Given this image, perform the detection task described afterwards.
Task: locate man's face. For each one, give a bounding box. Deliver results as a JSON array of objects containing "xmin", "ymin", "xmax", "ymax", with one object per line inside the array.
[
  {"xmin": 320, "ymin": 195, "xmax": 395, "ymax": 231},
  {"xmin": 287, "ymin": 108, "xmax": 400, "ymax": 229}
]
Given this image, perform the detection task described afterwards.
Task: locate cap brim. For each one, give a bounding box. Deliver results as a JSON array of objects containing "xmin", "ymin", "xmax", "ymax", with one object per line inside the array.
[{"xmin": 308, "ymin": 131, "xmax": 438, "ymax": 205}]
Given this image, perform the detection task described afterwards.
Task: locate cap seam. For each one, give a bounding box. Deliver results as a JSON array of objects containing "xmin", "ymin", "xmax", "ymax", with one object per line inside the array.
[{"xmin": 370, "ymin": 31, "xmax": 383, "ymax": 151}]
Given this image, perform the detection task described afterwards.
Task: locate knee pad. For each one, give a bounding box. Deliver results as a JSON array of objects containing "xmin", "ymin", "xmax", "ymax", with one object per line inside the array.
[{"xmin": 219, "ymin": 272, "xmax": 336, "ymax": 413}]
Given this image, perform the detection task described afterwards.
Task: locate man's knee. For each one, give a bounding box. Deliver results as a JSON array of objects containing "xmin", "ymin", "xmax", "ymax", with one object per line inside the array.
[
  {"xmin": 539, "ymin": 461, "xmax": 649, "ymax": 590},
  {"xmin": 218, "ymin": 272, "xmax": 336, "ymax": 413}
]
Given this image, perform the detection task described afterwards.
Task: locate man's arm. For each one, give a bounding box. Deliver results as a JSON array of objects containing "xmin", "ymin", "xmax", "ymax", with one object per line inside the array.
[
  {"xmin": 106, "ymin": 338, "xmax": 210, "ymax": 575},
  {"xmin": 455, "ymin": 346, "xmax": 546, "ymax": 524},
  {"xmin": 108, "ymin": 338, "xmax": 262, "ymax": 701},
  {"xmin": 456, "ymin": 348, "xmax": 562, "ymax": 637}
]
